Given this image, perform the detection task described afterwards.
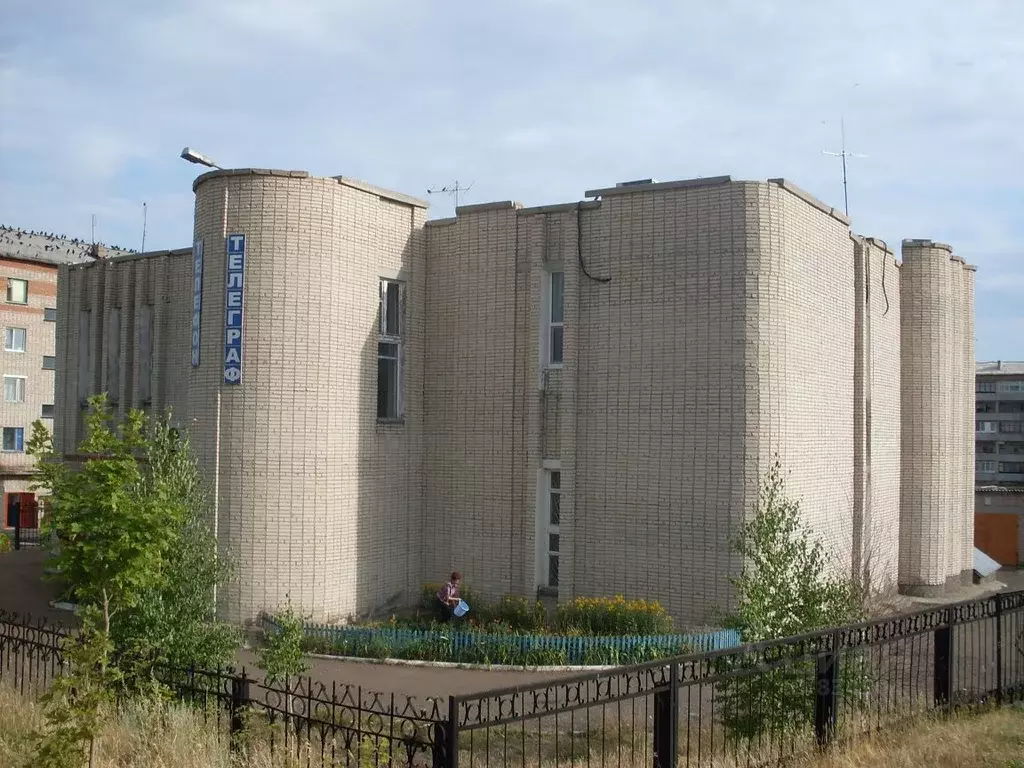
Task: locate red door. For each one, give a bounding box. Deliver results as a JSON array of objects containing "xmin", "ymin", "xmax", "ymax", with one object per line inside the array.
[
  {"xmin": 19, "ymin": 494, "xmax": 38, "ymax": 529},
  {"xmin": 3, "ymin": 493, "xmax": 36, "ymax": 529}
]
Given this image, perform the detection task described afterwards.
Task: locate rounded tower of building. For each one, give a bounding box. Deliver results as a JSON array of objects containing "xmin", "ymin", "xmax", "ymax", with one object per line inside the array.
[
  {"xmin": 188, "ymin": 170, "xmax": 427, "ymax": 623},
  {"xmin": 898, "ymin": 239, "xmax": 973, "ymax": 595}
]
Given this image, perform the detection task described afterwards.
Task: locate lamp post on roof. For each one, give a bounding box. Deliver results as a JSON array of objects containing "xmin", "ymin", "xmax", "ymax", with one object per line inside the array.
[{"xmin": 180, "ymin": 147, "xmax": 222, "ymax": 170}]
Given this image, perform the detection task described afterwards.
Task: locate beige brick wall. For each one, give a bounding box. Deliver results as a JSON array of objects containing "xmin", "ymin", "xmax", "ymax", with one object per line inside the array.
[
  {"xmin": 51, "ymin": 169, "xmax": 978, "ymax": 625},
  {"xmin": 2, "ymin": 258, "xmax": 58, "ymax": 511},
  {"xmin": 898, "ymin": 240, "xmax": 975, "ymax": 593},
  {"xmin": 58, "ymin": 171, "xmax": 427, "ymax": 622}
]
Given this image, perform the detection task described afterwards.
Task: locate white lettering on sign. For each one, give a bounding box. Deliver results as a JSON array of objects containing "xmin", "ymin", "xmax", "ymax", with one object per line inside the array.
[
  {"xmin": 224, "ymin": 235, "xmax": 245, "ymax": 385},
  {"xmin": 191, "ymin": 239, "xmax": 204, "ymax": 367}
]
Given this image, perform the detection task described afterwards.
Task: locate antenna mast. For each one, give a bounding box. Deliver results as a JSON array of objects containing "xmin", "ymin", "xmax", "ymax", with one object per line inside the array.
[
  {"xmin": 91, "ymin": 214, "xmax": 97, "ymax": 246},
  {"xmin": 822, "ymin": 116, "xmax": 867, "ymax": 216},
  {"xmin": 427, "ymin": 180, "xmax": 474, "ymax": 210},
  {"xmin": 141, "ymin": 202, "xmax": 148, "ymax": 253}
]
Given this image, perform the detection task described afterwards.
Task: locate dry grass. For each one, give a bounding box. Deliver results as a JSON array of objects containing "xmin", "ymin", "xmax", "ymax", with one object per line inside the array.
[{"xmin": 1, "ymin": 680, "xmax": 1021, "ymax": 767}]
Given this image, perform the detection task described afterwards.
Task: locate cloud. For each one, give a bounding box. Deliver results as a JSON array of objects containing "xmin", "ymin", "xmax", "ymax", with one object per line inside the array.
[{"xmin": 1, "ymin": 0, "xmax": 1022, "ymax": 357}]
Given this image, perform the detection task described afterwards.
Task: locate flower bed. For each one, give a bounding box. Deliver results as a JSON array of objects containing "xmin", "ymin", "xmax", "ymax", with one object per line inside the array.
[{"xmin": 264, "ymin": 587, "xmax": 740, "ymax": 666}]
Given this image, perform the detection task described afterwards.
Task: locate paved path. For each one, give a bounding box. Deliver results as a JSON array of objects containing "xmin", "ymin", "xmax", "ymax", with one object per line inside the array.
[{"xmin": 0, "ymin": 548, "xmax": 567, "ymax": 698}]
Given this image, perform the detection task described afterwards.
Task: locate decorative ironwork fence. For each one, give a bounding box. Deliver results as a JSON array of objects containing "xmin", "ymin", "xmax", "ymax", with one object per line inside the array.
[
  {"xmin": 449, "ymin": 590, "xmax": 1024, "ymax": 767},
  {"xmin": 3, "ymin": 590, "xmax": 1024, "ymax": 767}
]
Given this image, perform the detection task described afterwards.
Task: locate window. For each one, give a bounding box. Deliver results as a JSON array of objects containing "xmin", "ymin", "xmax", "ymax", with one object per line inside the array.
[
  {"xmin": 977, "ymin": 381, "xmax": 997, "ymax": 394},
  {"xmin": 377, "ymin": 280, "xmax": 404, "ymax": 420},
  {"xmin": 1, "ymin": 427, "xmax": 24, "ymax": 452},
  {"xmin": 40, "ymin": 404, "xmax": 54, "ymax": 419},
  {"xmin": 1002, "ymin": 442, "xmax": 1024, "ymax": 455},
  {"xmin": 977, "ymin": 441, "xmax": 997, "ymax": 454},
  {"xmin": 3, "ymin": 376, "xmax": 25, "ymax": 403},
  {"xmin": 542, "ymin": 470, "xmax": 561, "ymax": 589},
  {"xmin": 4, "ymin": 327, "xmax": 26, "ymax": 352},
  {"xmin": 999, "ymin": 421, "xmax": 1022, "ymax": 434},
  {"xmin": 43, "ymin": 307, "xmax": 56, "ymax": 322},
  {"xmin": 42, "ymin": 355, "xmax": 56, "ymax": 371},
  {"xmin": 106, "ymin": 308, "xmax": 120, "ymax": 402},
  {"xmin": 1000, "ymin": 401, "xmax": 1024, "ymax": 414},
  {"xmin": 77, "ymin": 310, "xmax": 91, "ymax": 401},
  {"xmin": 976, "ymin": 460, "xmax": 996, "ymax": 473},
  {"xmin": 999, "ymin": 462, "xmax": 1024, "ymax": 474},
  {"xmin": 977, "ymin": 421, "xmax": 997, "ymax": 433},
  {"xmin": 998, "ymin": 380, "xmax": 1024, "ymax": 394},
  {"xmin": 5, "ymin": 278, "xmax": 27, "ymax": 304},
  {"xmin": 545, "ymin": 271, "xmax": 564, "ymax": 366},
  {"xmin": 976, "ymin": 401, "xmax": 996, "ymax": 413}
]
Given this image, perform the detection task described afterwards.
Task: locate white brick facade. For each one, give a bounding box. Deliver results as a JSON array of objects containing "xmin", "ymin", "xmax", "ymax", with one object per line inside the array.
[{"xmin": 52, "ymin": 170, "xmax": 976, "ymax": 625}]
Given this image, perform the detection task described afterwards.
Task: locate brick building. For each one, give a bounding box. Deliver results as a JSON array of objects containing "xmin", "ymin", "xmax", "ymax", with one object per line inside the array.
[
  {"xmin": 1, "ymin": 227, "xmax": 133, "ymax": 535},
  {"xmin": 51, "ymin": 170, "xmax": 977, "ymax": 625}
]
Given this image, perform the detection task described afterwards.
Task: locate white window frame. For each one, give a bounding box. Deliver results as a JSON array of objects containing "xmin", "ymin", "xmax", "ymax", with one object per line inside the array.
[
  {"xmin": 976, "ymin": 381, "xmax": 997, "ymax": 394},
  {"xmin": 377, "ymin": 279, "xmax": 404, "ymax": 421},
  {"xmin": 3, "ymin": 375, "xmax": 26, "ymax": 403},
  {"xmin": 998, "ymin": 380, "xmax": 1024, "ymax": 394},
  {"xmin": 976, "ymin": 421, "xmax": 997, "ymax": 433},
  {"xmin": 536, "ymin": 461, "xmax": 562, "ymax": 591},
  {"xmin": 1, "ymin": 426, "xmax": 24, "ymax": 452},
  {"xmin": 5, "ymin": 278, "xmax": 28, "ymax": 305},
  {"xmin": 3, "ymin": 329, "xmax": 26, "ymax": 356},
  {"xmin": 976, "ymin": 460, "xmax": 996, "ymax": 474},
  {"xmin": 541, "ymin": 270, "xmax": 565, "ymax": 369}
]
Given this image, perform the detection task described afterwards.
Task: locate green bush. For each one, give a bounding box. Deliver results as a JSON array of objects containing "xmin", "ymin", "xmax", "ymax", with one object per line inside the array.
[
  {"xmin": 0, "ymin": 532, "xmax": 11, "ymax": 554},
  {"xmin": 556, "ymin": 595, "xmax": 674, "ymax": 635}
]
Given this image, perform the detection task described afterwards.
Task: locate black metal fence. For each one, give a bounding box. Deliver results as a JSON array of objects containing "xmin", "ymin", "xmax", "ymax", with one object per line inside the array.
[
  {"xmin": 9, "ymin": 517, "xmax": 47, "ymax": 549},
  {"xmin": 2, "ymin": 590, "xmax": 1024, "ymax": 767}
]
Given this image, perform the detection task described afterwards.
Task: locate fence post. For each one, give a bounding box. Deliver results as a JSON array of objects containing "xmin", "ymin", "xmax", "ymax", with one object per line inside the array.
[
  {"xmin": 814, "ymin": 636, "xmax": 840, "ymax": 748},
  {"xmin": 13, "ymin": 517, "xmax": 20, "ymax": 550},
  {"xmin": 652, "ymin": 662, "xmax": 679, "ymax": 768},
  {"xmin": 230, "ymin": 670, "xmax": 251, "ymax": 750},
  {"xmin": 933, "ymin": 624, "xmax": 953, "ymax": 712},
  {"xmin": 433, "ymin": 695, "xmax": 459, "ymax": 768},
  {"xmin": 994, "ymin": 593, "xmax": 1004, "ymax": 706}
]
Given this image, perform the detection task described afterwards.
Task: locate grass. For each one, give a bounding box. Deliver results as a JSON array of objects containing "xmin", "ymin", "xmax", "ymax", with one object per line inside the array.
[{"xmin": 2, "ymin": 679, "xmax": 1021, "ymax": 767}]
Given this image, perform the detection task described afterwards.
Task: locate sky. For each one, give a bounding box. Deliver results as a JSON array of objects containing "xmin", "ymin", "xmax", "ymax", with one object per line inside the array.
[{"xmin": 1, "ymin": 0, "xmax": 1021, "ymax": 360}]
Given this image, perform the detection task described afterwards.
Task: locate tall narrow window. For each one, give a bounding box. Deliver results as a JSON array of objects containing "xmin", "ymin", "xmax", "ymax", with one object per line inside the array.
[
  {"xmin": 77, "ymin": 310, "xmax": 91, "ymax": 402},
  {"xmin": 3, "ymin": 376, "xmax": 26, "ymax": 403},
  {"xmin": 3, "ymin": 327, "xmax": 26, "ymax": 352},
  {"xmin": 546, "ymin": 271, "xmax": 564, "ymax": 366},
  {"xmin": 5, "ymin": 278, "xmax": 28, "ymax": 304},
  {"xmin": 138, "ymin": 305, "xmax": 153, "ymax": 403},
  {"xmin": 106, "ymin": 308, "xmax": 120, "ymax": 403},
  {"xmin": 377, "ymin": 280, "xmax": 404, "ymax": 420},
  {"xmin": 544, "ymin": 470, "xmax": 561, "ymax": 589}
]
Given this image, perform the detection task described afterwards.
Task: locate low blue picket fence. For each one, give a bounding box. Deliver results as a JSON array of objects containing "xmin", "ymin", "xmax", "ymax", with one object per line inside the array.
[{"xmin": 263, "ymin": 615, "xmax": 741, "ymax": 665}]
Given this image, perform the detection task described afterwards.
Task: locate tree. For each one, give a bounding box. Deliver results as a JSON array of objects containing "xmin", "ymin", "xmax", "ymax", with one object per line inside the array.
[
  {"xmin": 27, "ymin": 396, "xmax": 238, "ymax": 669},
  {"xmin": 28, "ymin": 396, "xmax": 184, "ymax": 640},
  {"xmin": 717, "ymin": 458, "xmax": 868, "ymax": 743}
]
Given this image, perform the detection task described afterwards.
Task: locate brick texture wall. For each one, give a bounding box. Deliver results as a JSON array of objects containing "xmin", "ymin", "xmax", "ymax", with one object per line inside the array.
[
  {"xmin": 2, "ymin": 258, "xmax": 58, "ymax": 509},
  {"xmin": 898, "ymin": 240, "xmax": 975, "ymax": 593}
]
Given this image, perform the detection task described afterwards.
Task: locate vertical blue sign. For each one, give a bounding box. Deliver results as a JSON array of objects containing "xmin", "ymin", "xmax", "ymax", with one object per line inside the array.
[
  {"xmin": 191, "ymin": 238, "xmax": 204, "ymax": 367},
  {"xmin": 223, "ymin": 234, "xmax": 245, "ymax": 385}
]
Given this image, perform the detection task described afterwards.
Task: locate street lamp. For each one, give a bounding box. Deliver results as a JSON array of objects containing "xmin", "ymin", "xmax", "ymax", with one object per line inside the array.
[
  {"xmin": 180, "ymin": 147, "xmax": 222, "ymax": 170},
  {"xmin": 179, "ymin": 145, "xmax": 224, "ymax": 613}
]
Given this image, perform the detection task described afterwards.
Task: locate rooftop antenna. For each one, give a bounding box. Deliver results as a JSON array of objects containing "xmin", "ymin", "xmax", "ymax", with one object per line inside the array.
[
  {"xmin": 141, "ymin": 202, "xmax": 148, "ymax": 253},
  {"xmin": 822, "ymin": 116, "xmax": 868, "ymax": 216},
  {"xmin": 91, "ymin": 214, "xmax": 97, "ymax": 246},
  {"xmin": 427, "ymin": 180, "xmax": 474, "ymax": 210}
]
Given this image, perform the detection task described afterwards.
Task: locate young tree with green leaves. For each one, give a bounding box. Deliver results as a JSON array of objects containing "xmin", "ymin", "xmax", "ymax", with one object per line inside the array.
[{"xmin": 717, "ymin": 457, "xmax": 868, "ymax": 743}]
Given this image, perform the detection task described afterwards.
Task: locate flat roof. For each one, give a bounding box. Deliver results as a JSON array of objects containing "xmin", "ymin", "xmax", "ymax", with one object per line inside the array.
[{"xmin": 977, "ymin": 361, "xmax": 1024, "ymax": 376}]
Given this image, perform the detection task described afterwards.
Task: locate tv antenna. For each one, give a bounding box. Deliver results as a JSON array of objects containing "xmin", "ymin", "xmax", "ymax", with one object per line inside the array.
[
  {"xmin": 427, "ymin": 180, "xmax": 474, "ymax": 209},
  {"xmin": 822, "ymin": 116, "xmax": 867, "ymax": 216},
  {"xmin": 141, "ymin": 202, "xmax": 148, "ymax": 253}
]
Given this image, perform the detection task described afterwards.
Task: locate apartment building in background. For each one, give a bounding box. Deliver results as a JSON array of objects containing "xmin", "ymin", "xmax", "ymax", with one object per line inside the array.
[
  {"xmin": 975, "ymin": 360, "xmax": 1024, "ymax": 567},
  {"xmin": 1, "ymin": 226, "xmax": 132, "ymax": 534},
  {"xmin": 51, "ymin": 169, "xmax": 977, "ymax": 626}
]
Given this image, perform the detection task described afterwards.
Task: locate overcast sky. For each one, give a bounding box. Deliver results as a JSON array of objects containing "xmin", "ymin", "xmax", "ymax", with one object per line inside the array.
[{"xmin": 1, "ymin": 0, "xmax": 1021, "ymax": 359}]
